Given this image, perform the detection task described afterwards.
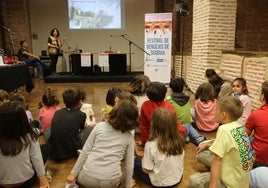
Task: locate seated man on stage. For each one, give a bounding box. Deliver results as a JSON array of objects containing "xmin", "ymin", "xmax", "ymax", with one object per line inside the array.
[{"xmin": 17, "ymin": 40, "xmax": 47, "ymax": 79}]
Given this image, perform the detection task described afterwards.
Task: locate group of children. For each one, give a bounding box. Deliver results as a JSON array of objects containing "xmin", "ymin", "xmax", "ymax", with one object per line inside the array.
[{"xmin": 0, "ymin": 70, "xmax": 267, "ymax": 187}]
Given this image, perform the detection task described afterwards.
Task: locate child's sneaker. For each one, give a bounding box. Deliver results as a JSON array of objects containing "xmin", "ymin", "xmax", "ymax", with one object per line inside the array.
[
  {"xmin": 45, "ymin": 169, "xmax": 52, "ymax": 182},
  {"xmin": 198, "ymin": 139, "xmax": 215, "ymax": 145},
  {"xmin": 185, "ymin": 136, "xmax": 190, "ymax": 143},
  {"xmin": 77, "ymin": 149, "xmax": 82, "ymax": 155},
  {"xmin": 192, "ymin": 137, "xmax": 206, "ymax": 146},
  {"xmin": 65, "ymin": 182, "xmax": 79, "ymax": 188}
]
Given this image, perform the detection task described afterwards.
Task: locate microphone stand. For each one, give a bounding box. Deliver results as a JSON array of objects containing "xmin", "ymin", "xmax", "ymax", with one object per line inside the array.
[
  {"xmin": 120, "ymin": 35, "xmax": 150, "ymax": 72},
  {"xmin": 177, "ymin": 2, "xmax": 193, "ymax": 94},
  {"xmin": 9, "ymin": 31, "xmax": 15, "ymax": 60},
  {"xmin": 0, "ymin": 25, "xmax": 15, "ymax": 59}
]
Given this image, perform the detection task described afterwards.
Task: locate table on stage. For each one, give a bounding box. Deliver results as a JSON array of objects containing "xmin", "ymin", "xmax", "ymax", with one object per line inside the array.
[
  {"xmin": 0, "ymin": 64, "xmax": 28, "ymax": 92},
  {"xmin": 67, "ymin": 52, "xmax": 127, "ymax": 75},
  {"xmin": 68, "ymin": 53, "xmax": 94, "ymax": 75}
]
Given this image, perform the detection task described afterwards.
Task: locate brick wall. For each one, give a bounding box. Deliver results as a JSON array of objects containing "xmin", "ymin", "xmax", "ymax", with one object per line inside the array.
[
  {"xmin": 236, "ymin": 0, "xmax": 268, "ymax": 51},
  {"xmin": 185, "ymin": 0, "xmax": 237, "ymax": 92},
  {"xmin": 1, "ymin": 0, "xmax": 35, "ymax": 56},
  {"xmin": 242, "ymin": 56, "xmax": 268, "ymax": 108},
  {"xmin": 221, "ymin": 53, "xmax": 268, "ymax": 109},
  {"xmin": 173, "ymin": 52, "xmax": 268, "ymax": 109}
]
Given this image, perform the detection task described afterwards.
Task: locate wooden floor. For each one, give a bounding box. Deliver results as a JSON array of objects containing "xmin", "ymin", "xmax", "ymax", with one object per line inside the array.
[{"xmin": 17, "ymin": 78, "xmax": 216, "ymax": 188}]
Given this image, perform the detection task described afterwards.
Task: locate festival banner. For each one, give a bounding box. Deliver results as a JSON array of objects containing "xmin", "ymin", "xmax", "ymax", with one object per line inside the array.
[{"xmin": 144, "ymin": 13, "xmax": 172, "ymax": 83}]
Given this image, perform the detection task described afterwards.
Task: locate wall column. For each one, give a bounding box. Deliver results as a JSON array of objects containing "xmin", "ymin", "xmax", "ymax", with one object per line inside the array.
[{"xmin": 187, "ymin": 0, "xmax": 237, "ymax": 91}]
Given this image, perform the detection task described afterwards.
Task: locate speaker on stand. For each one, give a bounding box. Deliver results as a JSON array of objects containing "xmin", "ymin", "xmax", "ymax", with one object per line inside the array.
[{"xmin": 175, "ymin": 1, "xmax": 193, "ymax": 94}]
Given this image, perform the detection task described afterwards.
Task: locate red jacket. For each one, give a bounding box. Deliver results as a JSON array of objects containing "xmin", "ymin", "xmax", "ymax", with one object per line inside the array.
[
  {"xmin": 140, "ymin": 100, "xmax": 185, "ymax": 146},
  {"xmin": 245, "ymin": 104, "xmax": 268, "ymax": 165}
]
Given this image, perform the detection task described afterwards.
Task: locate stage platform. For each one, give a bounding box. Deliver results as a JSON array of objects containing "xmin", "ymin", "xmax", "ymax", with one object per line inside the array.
[{"xmin": 44, "ymin": 72, "xmax": 144, "ymax": 83}]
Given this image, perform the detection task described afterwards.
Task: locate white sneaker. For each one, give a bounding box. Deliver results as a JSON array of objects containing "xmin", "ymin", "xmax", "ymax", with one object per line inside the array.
[
  {"xmin": 46, "ymin": 169, "xmax": 52, "ymax": 181},
  {"xmin": 65, "ymin": 182, "xmax": 79, "ymax": 188},
  {"xmin": 199, "ymin": 139, "xmax": 215, "ymax": 145}
]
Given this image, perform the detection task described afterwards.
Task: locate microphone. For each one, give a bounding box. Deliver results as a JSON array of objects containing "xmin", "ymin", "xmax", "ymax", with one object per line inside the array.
[
  {"xmin": 0, "ymin": 25, "xmax": 10, "ymax": 32},
  {"xmin": 110, "ymin": 34, "xmax": 126, "ymax": 37}
]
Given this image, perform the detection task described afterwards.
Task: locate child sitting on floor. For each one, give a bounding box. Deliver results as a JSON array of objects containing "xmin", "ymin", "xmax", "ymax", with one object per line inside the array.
[
  {"xmin": 134, "ymin": 107, "xmax": 185, "ymax": 187},
  {"xmin": 190, "ymin": 96, "xmax": 255, "ymax": 188}
]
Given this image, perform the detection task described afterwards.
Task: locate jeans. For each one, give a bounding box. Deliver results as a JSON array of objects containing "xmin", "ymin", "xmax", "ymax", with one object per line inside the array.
[
  {"xmin": 25, "ymin": 58, "xmax": 47, "ymax": 76},
  {"xmin": 184, "ymin": 123, "xmax": 205, "ymax": 145}
]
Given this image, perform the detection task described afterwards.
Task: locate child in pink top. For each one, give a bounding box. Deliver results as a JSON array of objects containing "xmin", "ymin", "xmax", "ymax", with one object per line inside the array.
[
  {"xmin": 38, "ymin": 88, "xmax": 61, "ymax": 134},
  {"xmin": 194, "ymin": 83, "xmax": 219, "ymax": 131}
]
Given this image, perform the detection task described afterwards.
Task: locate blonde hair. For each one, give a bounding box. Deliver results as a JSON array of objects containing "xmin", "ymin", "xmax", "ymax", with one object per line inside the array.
[{"xmin": 217, "ymin": 96, "xmax": 243, "ymax": 121}]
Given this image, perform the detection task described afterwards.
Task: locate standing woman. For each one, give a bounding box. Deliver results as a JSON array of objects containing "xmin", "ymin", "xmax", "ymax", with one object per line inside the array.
[{"xmin": 47, "ymin": 28, "xmax": 64, "ymax": 75}]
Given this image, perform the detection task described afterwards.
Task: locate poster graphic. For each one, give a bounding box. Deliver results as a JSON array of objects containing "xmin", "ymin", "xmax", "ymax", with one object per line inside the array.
[
  {"xmin": 144, "ymin": 13, "xmax": 172, "ymax": 83},
  {"xmin": 81, "ymin": 53, "xmax": 91, "ymax": 67}
]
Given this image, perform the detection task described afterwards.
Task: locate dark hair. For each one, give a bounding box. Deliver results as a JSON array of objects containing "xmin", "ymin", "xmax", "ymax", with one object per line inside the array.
[
  {"xmin": 205, "ymin": 69, "xmax": 217, "ymax": 78},
  {"xmin": 0, "ymin": 101, "xmax": 38, "ymax": 156},
  {"xmin": 108, "ymin": 100, "xmax": 139, "ymax": 133},
  {"xmin": 9, "ymin": 93, "xmax": 29, "ymax": 110},
  {"xmin": 62, "ymin": 88, "xmax": 81, "ymax": 108},
  {"xmin": 106, "ymin": 87, "xmax": 122, "ymax": 106},
  {"xmin": 126, "ymin": 75, "xmax": 151, "ymax": 96},
  {"xmin": 208, "ymin": 74, "xmax": 224, "ymax": 97},
  {"xmin": 78, "ymin": 87, "xmax": 86, "ymax": 101},
  {"xmin": 149, "ymin": 107, "xmax": 184, "ymax": 156},
  {"xmin": 217, "ymin": 96, "xmax": 243, "ymax": 121},
  {"xmin": 195, "ymin": 83, "xmax": 216, "ymax": 102},
  {"xmin": 232, "ymin": 77, "xmax": 249, "ymax": 95},
  {"xmin": 39, "ymin": 88, "xmax": 59, "ymax": 108},
  {"xmin": 50, "ymin": 28, "xmax": 60, "ymax": 37},
  {"xmin": 19, "ymin": 40, "xmax": 26, "ymax": 46},
  {"xmin": 261, "ymin": 81, "xmax": 268, "ymax": 104},
  {"xmin": 0, "ymin": 89, "xmax": 8, "ymax": 102},
  {"xmin": 169, "ymin": 78, "xmax": 184, "ymax": 93},
  {"xmin": 146, "ymin": 82, "xmax": 167, "ymax": 102},
  {"xmin": 116, "ymin": 92, "xmax": 137, "ymax": 105}
]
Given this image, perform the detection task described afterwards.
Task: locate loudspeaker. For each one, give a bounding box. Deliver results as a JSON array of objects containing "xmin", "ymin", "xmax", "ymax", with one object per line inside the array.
[
  {"xmin": 175, "ymin": 2, "xmax": 189, "ymax": 16},
  {"xmin": 109, "ymin": 54, "xmax": 127, "ymax": 75}
]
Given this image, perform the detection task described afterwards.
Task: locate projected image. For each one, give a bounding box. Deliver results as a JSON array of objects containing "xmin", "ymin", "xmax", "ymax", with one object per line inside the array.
[{"xmin": 68, "ymin": 0, "xmax": 122, "ymax": 29}]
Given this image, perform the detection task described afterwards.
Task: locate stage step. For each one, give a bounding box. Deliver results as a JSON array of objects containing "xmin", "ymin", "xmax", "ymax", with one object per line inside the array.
[{"xmin": 44, "ymin": 72, "xmax": 144, "ymax": 83}]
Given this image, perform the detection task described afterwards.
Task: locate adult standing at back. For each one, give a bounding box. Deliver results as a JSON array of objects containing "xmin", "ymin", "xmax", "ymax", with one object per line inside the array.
[{"xmin": 47, "ymin": 28, "xmax": 65, "ymax": 75}]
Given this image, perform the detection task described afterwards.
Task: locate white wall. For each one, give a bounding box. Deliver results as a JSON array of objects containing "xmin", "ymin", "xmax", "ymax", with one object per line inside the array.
[{"xmin": 29, "ymin": 0, "xmax": 154, "ymax": 71}]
